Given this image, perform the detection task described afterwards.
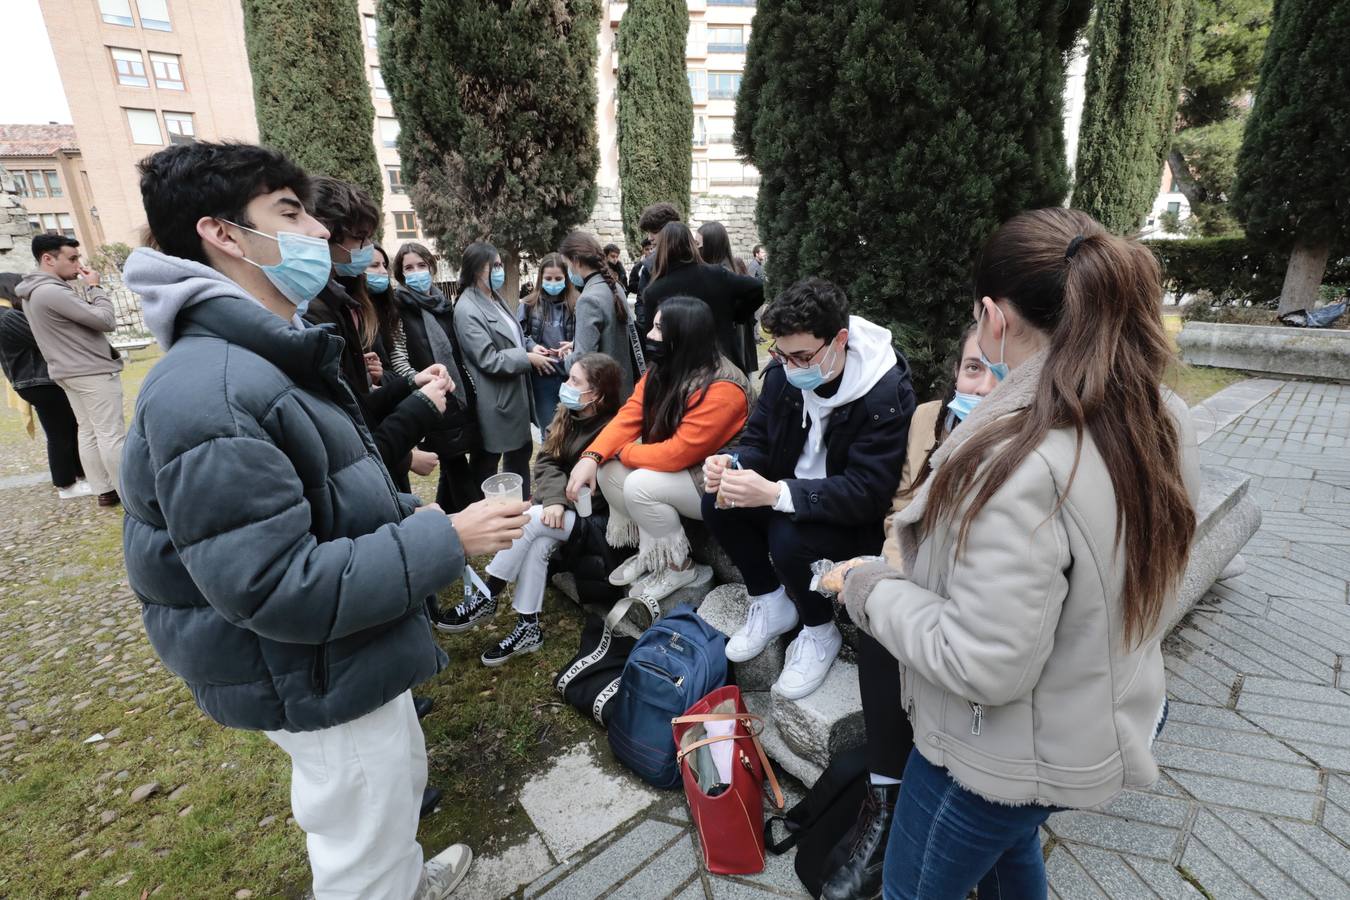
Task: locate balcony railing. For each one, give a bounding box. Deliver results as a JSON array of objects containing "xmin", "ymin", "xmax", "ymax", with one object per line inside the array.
[
  {"xmin": 709, "ymin": 174, "xmax": 761, "ymax": 186},
  {"xmin": 707, "ymin": 132, "xmax": 735, "ymax": 145},
  {"xmin": 707, "ymin": 42, "xmax": 747, "ymax": 53},
  {"xmin": 708, "ymin": 0, "xmax": 755, "ymax": 5}
]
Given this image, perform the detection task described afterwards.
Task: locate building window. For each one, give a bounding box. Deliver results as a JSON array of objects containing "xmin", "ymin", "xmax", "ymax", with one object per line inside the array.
[
  {"xmin": 708, "ymin": 117, "xmax": 735, "ymax": 144},
  {"xmin": 708, "ymin": 72, "xmax": 742, "ymax": 99},
  {"xmin": 111, "ymin": 47, "xmax": 148, "ymax": 86},
  {"xmin": 370, "ymin": 67, "xmax": 389, "ymax": 100},
  {"xmin": 12, "ymin": 172, "xmax": 28, "ymax": 197},
  {"xmin": 387, "ymin": 166, "xmax": 405, "ymax": 194},
  {"xmin": 379, "ymin": 117, "xmax": 400, "ymax": 148},
  {"xmin": 708, "ymin": 0, "xmax": 756, "ymax": 5},
  {"xmin": 28, "ymin": 216, "xmax": 41, "ymax": 234},
  {"xmin": 691, "ymin": 160, "xmax": 708, "ymax": 192},
  {"xmin": 99, "ymin": 0, "xmax": 134, "ymax": 26},
  {"xmin": 707, "ymin": 27, "xmax": 745, "ymax": 53},
  {"xmin": 709, "ymin": 160, "xmax": 759, "ymax": 186},
  {"xmin": 364, "ymin": 15, "xmax": 379, "ymax": 49},
  {"xmin": 163, "ymin": 111, "xmax": 195, "ymax": 144},
  {"xmin": 687, "ymin": 70, "xmax": 707, "ymax": 103},
  {"xmin": 150, "ymin": 52, "xmax": 184, "ymax": 90},
  {"xmin": 1166, "ymin": 201, "xmax": 1181, "ymax": 216},
  {"xmin": 24, "ymin": 170, "xmax": 47, "ymax": 199},
  {"xmin": 136, "ymin": 0, "xmax": 171, "ymax": 31},
  {"xmin": 37, "ymin": 213, "xmax": 75, "ymax": 238},
  {"xmin": 125, "ymin": 107, "xmax": 163, "ymax": 145},
  {"xmin": 692, "ymin": 115, "xmax": 707, "ymax": 147},
  {"xmin": 394, "ymin": 211, "xmax": 419, "ymax": 239},
  {"xmin": 44, "ymin": 170, "xmax": 63, "ymax": 198}
]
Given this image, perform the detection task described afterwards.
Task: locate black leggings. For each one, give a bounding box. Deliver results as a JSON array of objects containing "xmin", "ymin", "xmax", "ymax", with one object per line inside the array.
[
  {"xmin": 16, "ymin": 384, "xmax": 83, "ymax": 488},
  {"xmin": 471, "ymin": 443, "xmax": 533, "ymax": 501}
]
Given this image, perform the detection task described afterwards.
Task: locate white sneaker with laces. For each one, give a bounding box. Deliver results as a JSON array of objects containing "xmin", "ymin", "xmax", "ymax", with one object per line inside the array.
[
  {"xmin": 634, "ymin": 564, "xmax": 700, "ymax": 603},
  {"xmin": 775, "ymin": 624, "xmax": 843, "ymax": 700},
  {"xmin": 57, "ymin": 480, "xmax": 94, "ymax": 500},
  {"xmin": 608, "ymin": 555, "xmax": 650, "ymax": 587},
  {"xmin": 415, "ymin": 843, "xmax": 473, "ymax": 899},
  {"xmin": 725, "ymin": 592, "xmax": 798, "ymax": 663}
]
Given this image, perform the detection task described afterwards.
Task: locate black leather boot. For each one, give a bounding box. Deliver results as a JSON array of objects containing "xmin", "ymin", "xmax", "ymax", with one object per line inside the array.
[{"xmin": 820, "ymin": 781, "xmax": 900, "ymax": 900}]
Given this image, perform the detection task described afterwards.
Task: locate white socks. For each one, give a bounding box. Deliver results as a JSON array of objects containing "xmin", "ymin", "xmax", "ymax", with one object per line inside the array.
[
  {"xmin": 803, "ymin": 621, "xmax": 839, "ymax": 640},
  {"xmin": 869, "ymin": 773, "xmax": 901, "ymax": 787}
]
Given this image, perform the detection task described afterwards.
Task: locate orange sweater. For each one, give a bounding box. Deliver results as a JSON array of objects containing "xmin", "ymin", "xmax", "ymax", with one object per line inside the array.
[{"xmin": 586, "ymin": 373, "xmax": 749, "ymax": 471}]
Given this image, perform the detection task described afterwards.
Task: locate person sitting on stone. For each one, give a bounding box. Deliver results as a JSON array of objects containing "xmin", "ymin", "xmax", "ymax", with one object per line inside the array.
[{"xmin": 566, "ymin": 296, "xmax": 752, "ymax": 605}]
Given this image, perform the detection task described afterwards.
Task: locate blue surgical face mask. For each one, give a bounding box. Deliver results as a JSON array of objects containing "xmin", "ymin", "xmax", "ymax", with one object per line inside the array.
[
  {"xmin": 783, "ymin": 341, "xmax": 839, "ymax": 392},
  {"xmin": 542, "ymin": 278, "xmax": 566, "ymax": 296},
  {"xmin": 977, "ymin": 305, "xmax": 1010, "ymax": 382},
  {"xmin": 225, "ymin": 220, "xmax": 330, "ymax": 316},
  {"xmin": 333, "ymin": 242, "xmax": 374, "ymax": 277},
  {"xmin": 489, "ymin": 265, "xmax": 505, "ymax": 290},
  {"xmin": 365, "ymin": 273, "xmax": 390, "ymax": 294},
  {"xmin": 405, "ymin": 271, "xmax": 433, "ymax": 293},
  {"xmin": 558, "ymin": 383, "xmax": 591, "ymax": 411},
  {"xmin": 947, "ymin": 390, "xmax": 983, "ymax": 422},
  {"xmin": 568, "ymin": 270, "xmax": 586, "ymax": 288}
]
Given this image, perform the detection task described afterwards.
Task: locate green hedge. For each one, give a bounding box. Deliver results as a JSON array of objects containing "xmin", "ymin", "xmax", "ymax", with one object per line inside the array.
[{"xmin": 1145, "ymin": 237, "xmax": 1350, "ymax": 306}]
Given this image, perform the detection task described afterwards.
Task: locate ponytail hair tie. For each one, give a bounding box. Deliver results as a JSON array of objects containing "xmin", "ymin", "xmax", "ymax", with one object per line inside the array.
[{"xmin": 1065, "ymin": 235, "xmax": 1087, "ymax": 260}]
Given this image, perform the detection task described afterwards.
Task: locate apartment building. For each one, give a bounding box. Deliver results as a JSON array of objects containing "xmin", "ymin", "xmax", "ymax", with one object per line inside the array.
[
  {"xmin": 0, "ymin": 124, "xmax": 99, "ymax": 247},
  {"xmin": 358, "ymin": 0, "xmax": 424, "ymax": 244},
  {"xmin": 598, "ymin": 0, "xmax": 760, "ymax": 197}
]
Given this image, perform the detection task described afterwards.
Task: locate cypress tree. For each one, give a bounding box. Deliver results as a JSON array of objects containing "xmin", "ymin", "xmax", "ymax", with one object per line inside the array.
[
  {"xmin": 617, "ymin": 0, "xmax": 692, "ymax": 254},
  {"xmin": 379, "ymin": 0, "xmax": 601, "ymax": 298},
  {"xmin": 1073, "ymin": 0, "xmax": 1195, "ymax": 234},
  {"xmin": 240, "ymin": 0, "xmax": 383, "ymax": 210},
  {"xmin": 735, "ymin": 0, "xmax": 1092, "ymax": 395},
  {"xmin": 1231, "ymin": 0, "xmax": 1350, "ymax": 314}
]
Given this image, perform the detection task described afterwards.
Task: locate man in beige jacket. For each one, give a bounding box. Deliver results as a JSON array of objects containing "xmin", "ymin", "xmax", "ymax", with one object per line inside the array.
[{"xmin": 18, "ymin": 235, "xmax": 125, "ymax": 506}]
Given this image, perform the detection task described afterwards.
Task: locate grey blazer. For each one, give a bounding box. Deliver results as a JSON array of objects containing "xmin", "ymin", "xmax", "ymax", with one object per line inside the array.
[
  {"xmin": 453, "ymin": 286, "xmax": 535, "ymax": 454},
  {"xmin": 565, "ymin": 272, "xmax": 638, "ymax": 401}
]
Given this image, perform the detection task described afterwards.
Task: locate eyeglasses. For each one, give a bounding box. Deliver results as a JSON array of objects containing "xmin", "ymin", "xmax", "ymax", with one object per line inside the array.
[{"xmin": 767, "ymin": 339, "xmax": 829, "ymax": 368}]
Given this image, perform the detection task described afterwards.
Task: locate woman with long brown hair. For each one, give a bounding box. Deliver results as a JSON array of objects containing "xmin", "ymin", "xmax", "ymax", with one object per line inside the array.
[
  {"xmin": 560, "ymin": 230, "xmax": 641, "ymax": 399},
  {"xmin": 834, "ymin": 208, "xmax": 1200, "ymax": 899},
  {"xmin": 518, "ymin": 253, "xmax": 578, "ymax": 437}
]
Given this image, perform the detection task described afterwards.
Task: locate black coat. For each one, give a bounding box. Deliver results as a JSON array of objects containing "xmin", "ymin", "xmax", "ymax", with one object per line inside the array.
[
  {"xmin": 396, "ymin": 288, "xmax": 481, "ymax": 457},
  {"xmin": 641, "ymin": 261, "xmax": 764, "ymax": 373},
  {"xmin": 0, "ymin": 306, "xmax": 53, "ymax": 390},
  {"xmin": 732, "ymin": 356, "xmax": 916, "ymax": 532}
]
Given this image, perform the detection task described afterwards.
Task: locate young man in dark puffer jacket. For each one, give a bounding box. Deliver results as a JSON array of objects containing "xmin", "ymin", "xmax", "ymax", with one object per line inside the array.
[{"xmin": 120, "ymin": 141, "xmax": 529, "ymax": 900}]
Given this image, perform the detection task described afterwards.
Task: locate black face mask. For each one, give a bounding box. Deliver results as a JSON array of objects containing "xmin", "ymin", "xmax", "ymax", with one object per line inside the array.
[{"xmin": 644, "ymin": 339, "xmax": 667, "ymax": 366}]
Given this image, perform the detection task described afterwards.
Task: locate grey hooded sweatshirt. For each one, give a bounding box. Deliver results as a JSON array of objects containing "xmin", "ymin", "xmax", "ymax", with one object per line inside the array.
[
  {"xmin": 16, "ymin": 271, "xmax": 122, "ymax": 380},
  {"xmin": 120, "ymin": 248, "xmax": 460, "ymax": 732}
]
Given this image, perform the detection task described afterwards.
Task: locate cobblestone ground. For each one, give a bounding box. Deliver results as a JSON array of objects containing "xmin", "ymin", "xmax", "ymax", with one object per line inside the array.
[{"xmin": 516, "ymin": 380, "xmax": 1350, "ymax": 900}]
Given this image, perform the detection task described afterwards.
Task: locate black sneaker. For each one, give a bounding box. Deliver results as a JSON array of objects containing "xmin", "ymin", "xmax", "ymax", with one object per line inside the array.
[
  {"xmin": 435, "ymin": 580, "xmax": 497, "ymax": 634},
  {"xmin": 481, "ymin": 617, "xmax": 543, "ymax": 667}
]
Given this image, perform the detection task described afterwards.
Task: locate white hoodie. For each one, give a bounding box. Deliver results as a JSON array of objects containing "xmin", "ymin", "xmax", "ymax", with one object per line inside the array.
[{"xmin": 794, "ymin": 315, "xmax": 896, "ymax": 479}]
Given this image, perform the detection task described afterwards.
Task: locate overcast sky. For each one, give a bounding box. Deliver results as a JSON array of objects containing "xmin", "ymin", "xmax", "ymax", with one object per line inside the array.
[{"xmin": 0, "ymin": 0, "xmax": 73, "ymax": 124}]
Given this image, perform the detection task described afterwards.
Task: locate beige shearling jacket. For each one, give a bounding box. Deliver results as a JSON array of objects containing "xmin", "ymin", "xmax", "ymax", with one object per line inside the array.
[{"xmin": 843, "ymin": 349, "xmax": 1200, "ymax": 807}]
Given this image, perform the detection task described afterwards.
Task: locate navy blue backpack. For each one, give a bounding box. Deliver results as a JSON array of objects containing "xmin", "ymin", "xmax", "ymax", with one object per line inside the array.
[{"xmin": 608, "ymin": 603, "xmax": 728, "ymax": 789}]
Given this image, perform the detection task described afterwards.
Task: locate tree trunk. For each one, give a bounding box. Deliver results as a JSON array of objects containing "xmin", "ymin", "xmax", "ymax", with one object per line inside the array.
[
  {"xmin": 501, "ymin": 246, "xmax": 521, "ymax": 311},
  {"xmin": 1278, "ymin": 239, "xmax": 1331, "ymax": 315},
  {"xmin": 1168, "ymin": 149, "xmax": 1205, "ymax": 207}
]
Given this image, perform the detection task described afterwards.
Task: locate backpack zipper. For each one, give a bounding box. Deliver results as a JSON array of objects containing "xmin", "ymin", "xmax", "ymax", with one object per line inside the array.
[{"xmin": 637, "ymin": 660, "xmax": 684, "ymax": 687}]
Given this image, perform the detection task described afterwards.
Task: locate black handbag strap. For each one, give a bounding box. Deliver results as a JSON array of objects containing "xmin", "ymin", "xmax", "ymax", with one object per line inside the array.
[{"xmin": 764, "ymin": 815, "xmax": 799, "ymax": 854}]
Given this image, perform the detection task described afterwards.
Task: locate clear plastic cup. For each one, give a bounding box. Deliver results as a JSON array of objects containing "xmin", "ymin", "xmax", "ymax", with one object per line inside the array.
[
  {"xmin": 481, "ymin": 472, "xmax": 524, "ymax": 506},
  {"xmin": 575, "ymin": 486, "xmax": 593, "ymax": 518}
]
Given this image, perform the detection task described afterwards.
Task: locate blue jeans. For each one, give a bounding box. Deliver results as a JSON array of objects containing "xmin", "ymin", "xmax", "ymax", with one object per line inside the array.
[
  {"xmin": 532, "ymin": 371, "xmax": 563, "ymax": 438},
  {"xmin": 883, "ymin": 748, "xmax": 1056, "ymax": 900}
]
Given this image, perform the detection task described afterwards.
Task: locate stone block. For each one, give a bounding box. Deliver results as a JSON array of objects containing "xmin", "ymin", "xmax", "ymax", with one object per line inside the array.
[
  {"xmin": 699, "ymin": 584, "xmax": 787, "ymax": 692},
  {"xmin": 536, "ymin": 818, "xmax": 683, "ymax": 900},
  {"xmin": 745, "ymin": 691, "xmax": 823, "ymax": 787},
  {"xmin": 771, "ymin": 659, "xmax": 865, "ymax": 770},
  {"xmin": 1178, "ymin": 321, "xmax": 1350, "ymax": 382},
  {"xmin": 687, "ymin": 521, "xmax": 744, "ymax": 584}
]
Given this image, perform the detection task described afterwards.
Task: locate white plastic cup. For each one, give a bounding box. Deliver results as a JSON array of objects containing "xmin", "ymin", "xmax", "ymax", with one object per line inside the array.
[
  {"xmin": 576, "ymin": 486, "xmax": 593, "ymax": 518},
  {"xmin": 481, "ymin": 472, "xmax": 524, "ymax": 506}
]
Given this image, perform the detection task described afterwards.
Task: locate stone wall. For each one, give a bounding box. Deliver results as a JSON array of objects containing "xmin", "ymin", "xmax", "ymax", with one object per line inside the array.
[
  {"xmin": 1178, "ymin": 321, "xmax": 1350, "ymax": 382},
  {"xmin": 579, "ymin": 186, "xmax": 761, "ymax": 262},
  {"xmin": 0, "ymin": 167, "xmax": 34, "ymax": 275}
]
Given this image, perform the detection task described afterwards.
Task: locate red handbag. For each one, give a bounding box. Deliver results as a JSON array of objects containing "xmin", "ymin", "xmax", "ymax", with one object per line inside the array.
[{"xmin": 672, "ymin": 685, "xmax": 786, "ymax": 875}]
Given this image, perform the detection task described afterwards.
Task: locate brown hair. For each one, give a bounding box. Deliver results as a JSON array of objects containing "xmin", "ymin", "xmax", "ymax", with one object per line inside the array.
[
  {"xmin": 902, "ymin": 322, "xmax": 981, "ymax": 499},
  {"xmin": 393, "ymin": 242, "xmax": 437, "ymax": 286},
  {"xmin": 522, "ymin": 252, "xmax": 578, "ymax": 310},
  {"xmin": 311, "ymin": 176, "xmax": 381, "ymax": 349},
  {"xmin": 923, "ymin": 208, "xmax": 1195, "ymax": 648},
  {"xmin": 558, "ymin": 231, "xmax": 626, "ymax": 323},
  {"xmin": 541, "ymin": 352, "xmax": 623, "ymax": 459},
  {"xmin": 696, "ymin": 221, "xmax": 740, "ymax": 274},
  {"xmin": 367, "ymin": 244, "xmax": 400, "ymax": 341},
  {"xmin": 638, "ymin": 202, "xmax": 682, "ymax": 235},
  {"xmin": 651, "ymin": 221, "xmax": 701, "ymax": 282}
]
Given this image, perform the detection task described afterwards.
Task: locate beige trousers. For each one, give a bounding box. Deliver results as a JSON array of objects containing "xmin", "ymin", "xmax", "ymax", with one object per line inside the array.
[{"xmin": 598, "ymin": 460, "xmax": 703, "ymax": 570}]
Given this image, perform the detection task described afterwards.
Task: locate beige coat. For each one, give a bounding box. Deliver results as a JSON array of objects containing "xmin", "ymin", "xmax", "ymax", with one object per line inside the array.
[
  {"xmin": 843, "ymin": 350, "xmax": 1200, "ymax": 808},
  {"xmin": 883, "ymin": 399, "xmax": 944, "ymax": 566}
]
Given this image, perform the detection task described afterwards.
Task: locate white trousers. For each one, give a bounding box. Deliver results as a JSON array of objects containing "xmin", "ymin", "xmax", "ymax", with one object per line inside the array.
[
  {"xmin": 55, "ymin": 371, "xmax": 125, "ymax": 495},
  {"xmin": 265, "ymin": 691, "xmax": 426, "ymax": 900},
  {"xmin": 485, "ymin": 504, "xmax": 576, "ymax": 614}
]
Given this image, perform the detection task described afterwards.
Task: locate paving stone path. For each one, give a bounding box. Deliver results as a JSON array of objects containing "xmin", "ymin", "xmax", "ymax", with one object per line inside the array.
[{"xmin": 500, "ymin": 379, "xmax": 1350, "ymax": 900}]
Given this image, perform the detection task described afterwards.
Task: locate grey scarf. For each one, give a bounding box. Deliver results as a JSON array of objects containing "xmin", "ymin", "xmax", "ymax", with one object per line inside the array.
[{"xmin": 399, "ymin": 285, "xmax": 469, "ymax": 408}]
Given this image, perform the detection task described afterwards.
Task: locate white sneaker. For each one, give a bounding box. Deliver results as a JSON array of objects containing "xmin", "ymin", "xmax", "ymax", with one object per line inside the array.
[
  {"xmin": 415, "ymin": 843, "xmax": 473, "ymax": 899},
  {"xmin": 608, "ymin": 555, "xmax": 650, "ymax": 587},
  {"xmin": 635, "ymin": 564, "xmax": 700, "ymax": 603},
  {"xmin": 726, "ymin": 593, "xmax": 799, "ymax": 663},
  {"xmin": 57, "ymin": 481, "xmax": 94, "ymax": 500},
  {"xmin": 775, "ymin": 625, "xmax": 843, "ymax": 700}
]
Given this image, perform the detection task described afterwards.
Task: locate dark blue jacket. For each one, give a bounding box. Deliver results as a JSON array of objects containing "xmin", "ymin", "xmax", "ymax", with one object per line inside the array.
[
  {"xmin": 121, "ymin": 249, "xmax": 462, "ymax": 733},
  {"xmin": 732, "ymin": 354, "xmax": 915, "ymax": 529}
]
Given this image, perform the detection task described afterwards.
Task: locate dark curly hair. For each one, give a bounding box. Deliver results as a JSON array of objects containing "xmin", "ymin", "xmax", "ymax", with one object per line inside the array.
[
  {"xmin": 761, "ymin": 277, "xmax": 850, "ymax": 340},
  {"xmin": 638, "ymin": 202, "xmax": 682, "ymax": 235},
  {"xmin": 137, "ymin": 141, "xmax": 313, "ymax": 265}
]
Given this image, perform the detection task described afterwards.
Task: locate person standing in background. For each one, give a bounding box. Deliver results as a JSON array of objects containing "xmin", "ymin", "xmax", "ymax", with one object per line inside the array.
[
  {"xmin": 602, "ymin": 243, "xmax": 628, "ymax": 290},
  {"xmin": 518, "ymin": 253, "xmax": 577, "ymax": 438},
  {"xmin": 17, "ymin": 235, "xmax": 125, "ymax": 507}
]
